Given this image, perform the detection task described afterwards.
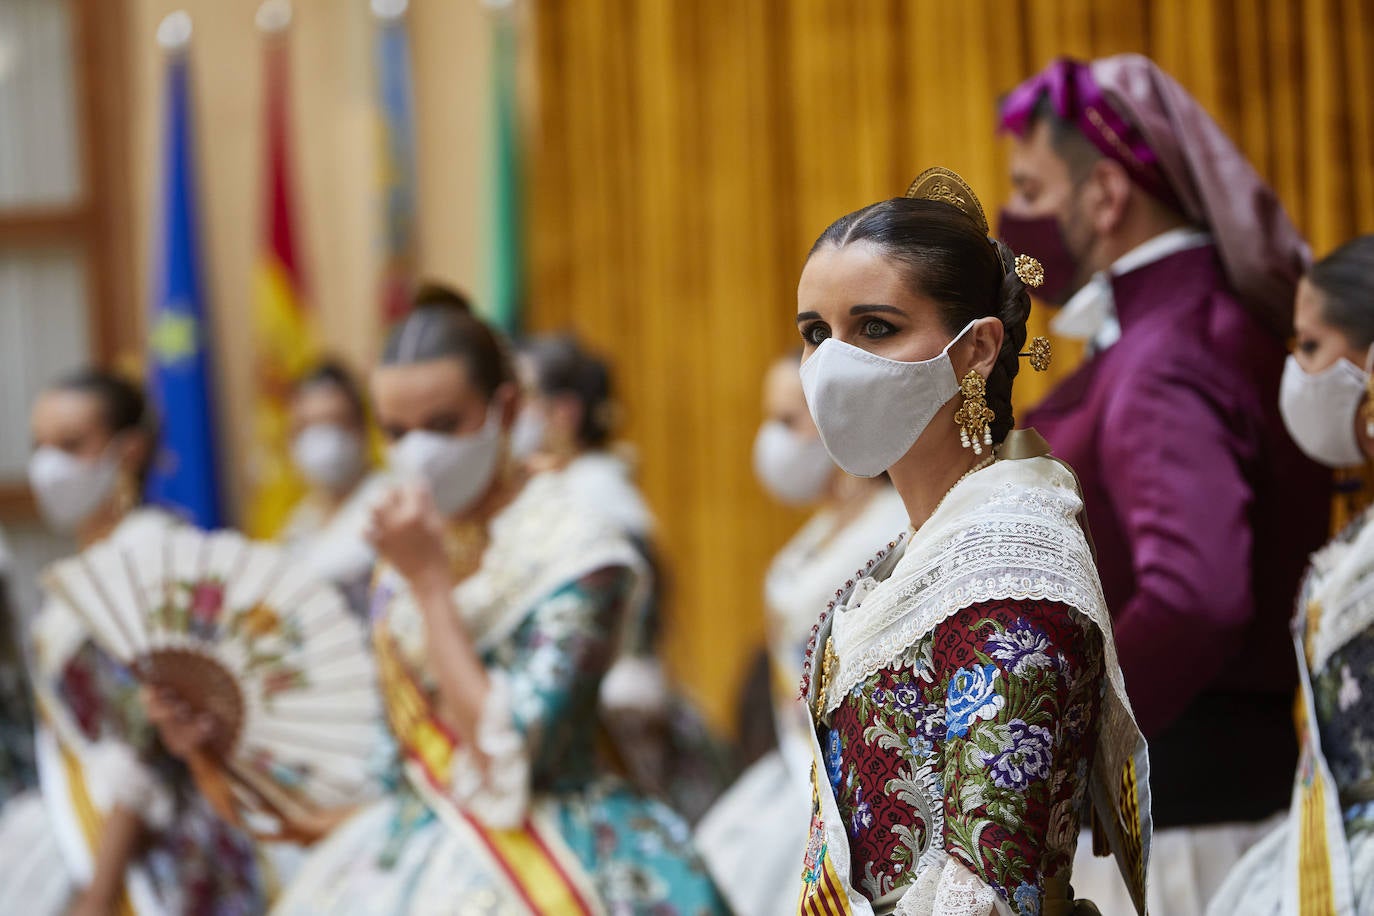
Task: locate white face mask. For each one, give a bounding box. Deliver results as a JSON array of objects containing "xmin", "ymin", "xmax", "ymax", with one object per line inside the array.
[
  {"xmin": 291, "ymin": 424, "xmax": 366, "ymax": 492},
  {"xmin": 1279, "ymin": 354, "xmax": 1368, "ymax": 468},
  {"xmin": 28, "ymin": 444, "xmax": 121, "ymax": 533},
  {"xmin": 799, "ymin": 322, "xmax": 974, "ymax": 477},
  {"xmin": 387, "ymin": 408, "xmax": 504, "ymax": 516},
  {"xmin": 752, "ymin": 420, "xmax": 835, "ymax": 506},
  {"xmin": 508, "ymin": 405, "xmax": 547, "ymax": 461}
]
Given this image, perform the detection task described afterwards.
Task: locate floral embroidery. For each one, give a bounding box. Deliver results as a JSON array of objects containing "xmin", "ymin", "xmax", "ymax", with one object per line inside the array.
[
  {"xmin": 826, "ymin": 599, "xmax": 1102, "ymax": 914},
  {"xmin": 986, "ymin": 618, "xmax": 1056, "ymax": 676},
  {"xmin": 1013, "ymin": 881, "xmax": 1042, "ymax": 916},
  {"xmin": 826, "ymin": 729, "xmax": 844, "ymax": 789},
  {"xmin": 945, "ymin": 664, "xmax": 1003, "ymax": 739},
  {"xmin": 977, "ymin": 719, "xmax": 1055, "ymax": 790},
  {"xmin": 1338, "ymin": 664, "xmax": 1361, "ymax": 712}
]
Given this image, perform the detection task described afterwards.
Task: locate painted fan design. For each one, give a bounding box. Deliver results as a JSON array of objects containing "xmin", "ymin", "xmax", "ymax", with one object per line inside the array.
[{"xmin": 43, "ymin": 525, "xmax": 382, "ymax": 833}]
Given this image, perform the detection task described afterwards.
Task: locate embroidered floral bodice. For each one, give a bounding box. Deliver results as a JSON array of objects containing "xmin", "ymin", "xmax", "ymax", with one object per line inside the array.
[{"xmin": 823, "ymin": 598, "xmax": 1103, "ymax": 915}]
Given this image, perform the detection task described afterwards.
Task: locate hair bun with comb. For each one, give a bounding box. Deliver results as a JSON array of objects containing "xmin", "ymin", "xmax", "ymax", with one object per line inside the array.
[{"xmin": 905, "ymin": 167, "xmax": 990, "ymax": 234}]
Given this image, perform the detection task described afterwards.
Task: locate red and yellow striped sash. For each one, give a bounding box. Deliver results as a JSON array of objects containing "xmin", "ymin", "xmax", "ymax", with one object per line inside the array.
[{"xmin": 372, "ymin": 623, "xmax": 599, "ymax": 915}]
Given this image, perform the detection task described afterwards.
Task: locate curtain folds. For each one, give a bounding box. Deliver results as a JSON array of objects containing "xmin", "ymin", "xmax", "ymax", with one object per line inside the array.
[{"xmin": 527, "ymin": 0, "xmax": 1374, "ymax": 729}]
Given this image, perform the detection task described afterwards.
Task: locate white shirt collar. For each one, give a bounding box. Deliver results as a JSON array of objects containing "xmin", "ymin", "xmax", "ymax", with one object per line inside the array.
[{"xmin": 1051, "ymin": 227, "xmax": 1213, "ymax": 353}]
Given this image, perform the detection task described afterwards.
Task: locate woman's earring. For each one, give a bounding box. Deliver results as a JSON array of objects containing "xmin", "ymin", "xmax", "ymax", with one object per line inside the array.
[{"xmin": 954, "ymin": 371, "xmax": 995, "ymax": 455}]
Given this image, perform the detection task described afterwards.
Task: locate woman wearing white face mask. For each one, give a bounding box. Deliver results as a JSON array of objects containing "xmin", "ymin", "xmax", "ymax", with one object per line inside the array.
[
  {"xmin": 279, "ymin": 360, "xmax": 387, "ymax": 617},
  {"xmin": 1209, "ymin": 235, "xmax": 1374, "ymax": 916},
  {"xmin": 5, "ymin": 370, "xmax": 263, "ymax": 916},
  {"xmin": 790, "ymin": 170, "xmax": 1150, "ymax": 916},
  {"xmin": 696, "ymin": 350, "xmax": 907, "ymax": 916},
  {"xmin": 272, "ymin": 284, "xmax": 728, "ymax": 915}
]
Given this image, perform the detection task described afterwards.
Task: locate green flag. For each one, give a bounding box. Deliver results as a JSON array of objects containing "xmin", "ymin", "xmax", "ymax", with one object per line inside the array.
[{"xmin": 484, "ymin": 6, "xmax": 521, "ymax": 334}]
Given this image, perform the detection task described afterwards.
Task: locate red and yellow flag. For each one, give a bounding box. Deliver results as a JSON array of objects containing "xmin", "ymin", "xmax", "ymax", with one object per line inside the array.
[{"xmin": 246, "ymin": 25, "xmax": 317, "ymax": 537}]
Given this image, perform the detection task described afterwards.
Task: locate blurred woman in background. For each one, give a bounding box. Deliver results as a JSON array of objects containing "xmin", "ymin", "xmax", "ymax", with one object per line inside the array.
[
  {"xmin": 10, "ymin": 369, "xmax": 261, "ymax": 915},
  {"xmin": 695, "ymin": 349, "xmax": 908, "ymax": 916},
  {"xmin": 1209, "ymin": 235, "xmax": 1374, "ymax": 915},
  {"xmin": 515, "ymin": 332, "xmax": 734, "ymax": 824},
  {"xmin": 279, "ymin": 359, "xmax": 388, "ymax": 617},
  {"xmin": 272, "ymin": 286, "xmax": 727, "ymax": 914}
]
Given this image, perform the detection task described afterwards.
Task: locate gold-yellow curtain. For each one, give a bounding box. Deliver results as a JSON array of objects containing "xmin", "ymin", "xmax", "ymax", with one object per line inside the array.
[{"xmin": 526, "ymin": 0, "xmax": 1374, "ymax": 732}]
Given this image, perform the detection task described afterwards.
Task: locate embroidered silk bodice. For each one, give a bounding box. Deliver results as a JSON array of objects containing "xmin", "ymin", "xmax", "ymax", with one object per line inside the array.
[
  {"xmin": 1301, "ymin": 511, "xmax": 1374, "ymax": 812},
  {"xmin": 823, "ymin": 598, "xmax": 1103, "ymax": 914}
]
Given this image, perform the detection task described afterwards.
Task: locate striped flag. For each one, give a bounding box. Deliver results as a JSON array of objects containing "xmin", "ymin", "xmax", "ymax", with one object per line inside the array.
[{"xmin": 245, "ymin": 22, "xmax": 317, "ymax": 537}]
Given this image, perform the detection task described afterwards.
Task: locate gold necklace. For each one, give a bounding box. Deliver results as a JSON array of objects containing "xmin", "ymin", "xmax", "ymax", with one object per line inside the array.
[
  {"xmin": 819, "ymin": 455, "xmax": 997, "ymax": 718},
  {"xmin": 910, "ymin": 454, "xmax": 997, "ymax": 534}
]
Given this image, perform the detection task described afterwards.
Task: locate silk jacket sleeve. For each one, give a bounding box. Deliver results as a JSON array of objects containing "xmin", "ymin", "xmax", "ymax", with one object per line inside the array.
[{"xmin": 1098, "ymin": 360, "xmax": 1257, "ymax": 736}]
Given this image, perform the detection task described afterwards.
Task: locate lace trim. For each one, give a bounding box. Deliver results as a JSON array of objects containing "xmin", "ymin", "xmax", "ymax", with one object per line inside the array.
[
  {"xmin": 826, "ymin": 481, "xmax": 1117, "ymax": 715},
  {"xmin": 894, "ymin": 855, "xmax": 1002, "ymax": 916},
  {"xmin": 448, "ymin": 672, "xmax": 529, "ymax": 828}
]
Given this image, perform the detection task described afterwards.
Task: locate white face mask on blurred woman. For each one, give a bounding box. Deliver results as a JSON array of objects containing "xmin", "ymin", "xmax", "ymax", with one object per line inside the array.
[
  {"xmin": 28, "ymin": 444, "xmax": 121, "ymax": 533},
  {"xmin": 387, "ymin": 410, "xmax": 504, "ymax": 516},
  {"xmin": 508, "ymin": 405, "xmax": 547, "ymax": 462},
  {"xmin": 752, "ymin": 420, "xmax": 834, "ymax": 506},
  {"xmin": 292, "ymin": 424, "xmax": 366, "ymax": 491},
  {"xmin": 1279, "ymin": 354, "xmax": 1369, "ymax": 468}
]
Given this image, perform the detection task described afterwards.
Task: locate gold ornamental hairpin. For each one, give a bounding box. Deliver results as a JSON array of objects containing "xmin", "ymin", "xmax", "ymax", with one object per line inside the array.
[
  {"xmin": 905, "ymin": 167, "xmax": 989, "ymax": 234},
  {"xmin": 1021, "ymin": 336, "xmax": 1052, "ymax": 372},
  {"xmin": 1014, "ymin": 254, "xmax": 1044, "ymax": 289}
]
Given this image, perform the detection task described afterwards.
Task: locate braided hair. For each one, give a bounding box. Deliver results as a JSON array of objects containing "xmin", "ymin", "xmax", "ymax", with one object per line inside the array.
[{"xmin": 808, "ymin": 197, "xmax": 1032, "ymax": 443}]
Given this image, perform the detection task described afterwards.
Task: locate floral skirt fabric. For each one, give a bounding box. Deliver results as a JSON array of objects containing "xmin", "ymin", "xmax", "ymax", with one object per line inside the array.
[{"xmin": 271, "ymin": 777, "xmax": 729, "ymax": 916}]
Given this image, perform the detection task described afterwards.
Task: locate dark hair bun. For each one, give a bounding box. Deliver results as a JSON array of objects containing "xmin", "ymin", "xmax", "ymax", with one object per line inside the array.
[
  {"xmin": 381, "ymin": 280, "xmax": 513, "ymax": 397},
  {"xmin": 412, "ymin": 282, "xmax": 476, "ymax": 316},
  {"xmin": 519, "ymin": 334, "xmax": 615, "ymax": 449}
]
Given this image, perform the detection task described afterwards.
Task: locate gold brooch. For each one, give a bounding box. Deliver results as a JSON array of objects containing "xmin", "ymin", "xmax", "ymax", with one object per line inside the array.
[
  {"xmin": 1021, "ymin": 336, "xmax": 1052, "ymax": 372},
  {"xmin": 1014, "ymin": 254, "xmax": 1044, "ymax": 288}
]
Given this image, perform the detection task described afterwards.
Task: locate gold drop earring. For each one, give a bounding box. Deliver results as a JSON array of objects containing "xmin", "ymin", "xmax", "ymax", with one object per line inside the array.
[{"xmin": 954, "ymin": 371, "xmax": 995, "ymax": 455}]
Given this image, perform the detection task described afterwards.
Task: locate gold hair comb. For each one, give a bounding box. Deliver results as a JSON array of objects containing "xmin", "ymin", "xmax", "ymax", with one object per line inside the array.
[
  {"xmin": 904, "ymin": 167, "xmax": 989, "ymax": 234},
  {"xmin": 1021, "ymin": 336, "xmax": 1052, "ymax": 372}
]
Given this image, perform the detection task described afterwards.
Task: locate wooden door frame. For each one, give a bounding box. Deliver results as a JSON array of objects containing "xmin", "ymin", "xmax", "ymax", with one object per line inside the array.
[{"xmin": 0, "ymin": 0, "xmax": 133, "ymax": 521}]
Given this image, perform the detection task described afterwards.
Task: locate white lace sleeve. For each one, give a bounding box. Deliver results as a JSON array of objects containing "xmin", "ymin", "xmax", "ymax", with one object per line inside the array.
[
  {"xmin": 447, "ymin": 671, "xmax": 530, "ymax": 828},
  {"xmin": 83, "ymin": 740, "xmax": 175, "ymax": 832},
  {"xmin": 894, "ymin": 855, "xmax": 1009, "ymax": 916}
]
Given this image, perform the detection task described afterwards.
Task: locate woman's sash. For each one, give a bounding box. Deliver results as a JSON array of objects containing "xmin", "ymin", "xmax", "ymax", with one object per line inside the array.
[
  {"xmin": 371, "ymin": 621, "xmax": 604, "ymax": 915},
  {"xmin": 1279, "ymin": 620, "xmax": 1356, "ymax": 915}
]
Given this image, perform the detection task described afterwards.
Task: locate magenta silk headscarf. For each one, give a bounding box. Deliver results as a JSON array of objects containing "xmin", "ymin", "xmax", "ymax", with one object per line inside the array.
[{"xmin": 1000, "ymin": 55, "xmax": 1311, "ymax": 339}]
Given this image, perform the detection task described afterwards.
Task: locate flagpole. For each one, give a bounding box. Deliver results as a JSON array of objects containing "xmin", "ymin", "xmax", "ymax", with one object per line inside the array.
[{"xmin": 371, "ymin": 0, "xmax": 418, "ymax": 326}]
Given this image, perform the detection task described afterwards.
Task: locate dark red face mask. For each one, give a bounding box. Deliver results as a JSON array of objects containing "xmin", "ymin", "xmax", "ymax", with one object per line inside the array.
[{"xmin": 995, "ymin": 210, "xmax": 1081, "ymax": 306}]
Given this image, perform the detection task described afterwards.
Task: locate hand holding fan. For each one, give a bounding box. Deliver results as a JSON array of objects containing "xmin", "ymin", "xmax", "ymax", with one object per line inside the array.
[{"xmin": 43, "ymin": 525, "xmax": 382, "ymax": 836}]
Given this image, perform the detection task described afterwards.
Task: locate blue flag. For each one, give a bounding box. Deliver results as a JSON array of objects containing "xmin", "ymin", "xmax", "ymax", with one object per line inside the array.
[{"xmin": 145, "ymin": 52, "xmax": 224, "ymax": 529}]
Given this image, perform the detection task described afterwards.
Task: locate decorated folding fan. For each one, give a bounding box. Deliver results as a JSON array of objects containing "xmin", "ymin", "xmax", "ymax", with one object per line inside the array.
[{"xmin": 43, "ymin": 525, "xmax": 382, "ymax": 832}]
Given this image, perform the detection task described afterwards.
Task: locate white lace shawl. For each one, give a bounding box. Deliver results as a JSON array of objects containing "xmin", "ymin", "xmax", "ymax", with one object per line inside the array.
[{"xmin": 808, "ymin": 454, "xmax": 1151, "ymax": 915}]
